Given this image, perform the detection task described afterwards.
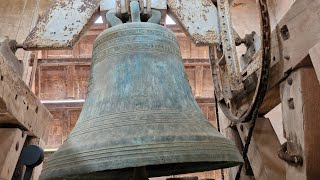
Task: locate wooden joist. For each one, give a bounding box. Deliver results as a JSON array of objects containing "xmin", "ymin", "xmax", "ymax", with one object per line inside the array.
[
  {"xmin": 280, "ymin": 68, "xmax": 320, "ymax": 180},
  {"xmin": 0, "ymin": 40, "xmax": 52, "ymax": 141}
]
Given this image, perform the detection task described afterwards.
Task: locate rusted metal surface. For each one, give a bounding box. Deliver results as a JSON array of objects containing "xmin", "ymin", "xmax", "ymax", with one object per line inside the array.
[
  {"xmin": 211, "ymin": 0, "xmax": 271, "ymax": 123},
  {"xmin": 278, "ymin": 142, "xmax": 303, "ymax": 166},
  {"xmin": 23, "ymin": 0, "xmax": 101, "ymax": 50},
  {"xmin": 167, "ymin": 0, "xmax": 220, "ymax": 45},
  {"xmin": 216, "ymin": 0, "xmax": 243, "ymax": 92}
]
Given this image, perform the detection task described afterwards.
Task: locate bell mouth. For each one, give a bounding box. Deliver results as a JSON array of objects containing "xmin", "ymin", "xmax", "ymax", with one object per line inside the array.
[{"xmin": 42, "ymin": 161, "xmax": 242, "ymax": 180}]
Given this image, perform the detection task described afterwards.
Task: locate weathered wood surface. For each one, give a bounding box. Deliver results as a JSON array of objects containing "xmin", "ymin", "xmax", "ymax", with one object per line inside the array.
[
  {"xmin": 217, "ymin": 107, "xmax": 254, "ymax": 180},
  {"xmin": 0, "ymin": 40, "xmax": 23, "ymax": 77},
  {"xmin": 259, "ymin": 0, "xmax": 320, "ymax": 114},
  {"xmin": 308, "ymin": 42, "xmax": 320, "ymax": 83},
  {"xmin": 0, "ymin": 41, "xmax": 52, "ymax": 141},
  {"xmin": 0, "ymin": 128, "xmax": 26, "ymax": 180},
  {"xmin": 280, "ymin": 68, "xmax": 320, "ymax": 180},
  {"xmin": 236, "ymin": 118, "xmax": 286, "ymax": 180}
]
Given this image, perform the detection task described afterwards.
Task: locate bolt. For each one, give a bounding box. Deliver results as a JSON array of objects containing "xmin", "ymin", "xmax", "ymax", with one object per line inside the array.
[
  {"xmin": 240, "ymin": 124, "xmax": 244, "ymax": 131},
  {"xmin": 288, "ymin": 98, "xmax": 295, "ymax": 109},
  {"xmin": 287, "ymin": 77, "xmax": 293, "ymax": 85},
  {"xmin": 284, "ymin": 56, "xmax": 290, "ymax": 60}
]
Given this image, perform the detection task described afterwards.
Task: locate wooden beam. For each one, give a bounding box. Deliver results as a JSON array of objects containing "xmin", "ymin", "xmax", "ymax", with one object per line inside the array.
[
  {"xmin": 236, "ymin": 118, "xmax": 286, "ymax": 180},
  {"xmin": 0, "ymin": 128, "xmax": 27, "ymax": 180},
  {"xmin": 0, "ymin": 43, "xmax": 52, "ymax": 141},
  {"xmin": 308, "ymin": 42, "xmax": 320, "ymax": 83},
  {"xmin": 280, "ymin": 68, "xmax": 320, "ymax": 179},
  {"xmin": 255, "ymin": 0, "xmax": 320, "ymax": 114}
]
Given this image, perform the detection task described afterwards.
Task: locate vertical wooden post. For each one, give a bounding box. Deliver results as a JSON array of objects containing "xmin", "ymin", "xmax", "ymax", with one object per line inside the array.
[
  {"xmin": 0, "ymin": 128, "xmax": 27, "ymax": 180},
  {"xmin": 280, "ymin": 68, "xmax": 320, "ymax": 179}
]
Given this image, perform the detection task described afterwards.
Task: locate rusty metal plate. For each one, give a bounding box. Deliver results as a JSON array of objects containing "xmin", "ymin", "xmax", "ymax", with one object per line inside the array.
[
  {"xmin": 23, "ymin": 0, "xmax": 101, "ymax": 50},
  {"xmin": 167, "ymin": 0, "xmax": 220, "ymax": 45}
]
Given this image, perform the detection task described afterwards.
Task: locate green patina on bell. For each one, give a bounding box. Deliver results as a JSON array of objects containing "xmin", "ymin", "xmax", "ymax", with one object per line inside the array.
[{"xmin": 40, "ymin": 22, "xmax": 243, "ymax": 180}]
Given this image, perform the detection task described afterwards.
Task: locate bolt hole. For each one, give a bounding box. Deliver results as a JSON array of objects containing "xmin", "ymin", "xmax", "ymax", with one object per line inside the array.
[
  {"xmin": 15, "ymin": 142, "xmax": 19, "ymax": 151},
  {"xmin": 15, "ymin": 95, "xmax": 18, "ymax": 100},
  {"xmin": 228, "ymin": 56, "xmax": 231, "ymax": 59},
  {"xmin": 273, "ymin": 56, "xmax": 276, "ymax": 61},
  {"xmin": 280, "ymin": 25, "xmax": 290, "ymax": 40},
  {"xmin": 0, "ymin": 75, "xmax": 3, "ymax": 81},
  {"xmin": 26, "ymin": 106, "xmax": 29, "ymax": 110}
]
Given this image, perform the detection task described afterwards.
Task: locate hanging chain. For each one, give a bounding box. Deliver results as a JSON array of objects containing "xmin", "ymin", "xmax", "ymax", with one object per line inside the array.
[{"xmin": 235, "ymin": 0, "xmax": 271, "ymax": 179}]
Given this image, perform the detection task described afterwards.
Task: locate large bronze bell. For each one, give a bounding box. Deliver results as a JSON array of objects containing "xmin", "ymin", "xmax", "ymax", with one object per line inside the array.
[{"xmin": 40, "ymin": 22, "xmax": 243, "ymax": 180}]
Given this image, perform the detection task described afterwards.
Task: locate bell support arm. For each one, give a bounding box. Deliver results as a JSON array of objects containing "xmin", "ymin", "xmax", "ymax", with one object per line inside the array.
[{"xmin": 22, "ymin": 0, "xmax": 221, "ymax": 50}]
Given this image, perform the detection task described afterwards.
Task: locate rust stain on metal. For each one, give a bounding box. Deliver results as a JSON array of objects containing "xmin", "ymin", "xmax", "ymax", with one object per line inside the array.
[
  {"xmin": 167, "ymin": 0, "xmax": 220, "ymax": 45},
  {"xmin": 191, "ymin": 31, "xmax": 218, "ymax": 46},
  {"xmin": 23, "ymin": 0, "xmax": 101, "ymax": 50}
]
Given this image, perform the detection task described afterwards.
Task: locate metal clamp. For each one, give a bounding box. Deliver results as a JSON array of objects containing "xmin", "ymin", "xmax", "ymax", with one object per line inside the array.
[{"xmin": 278, "ymin": 142, "xmax": 303, "ymax": 166}]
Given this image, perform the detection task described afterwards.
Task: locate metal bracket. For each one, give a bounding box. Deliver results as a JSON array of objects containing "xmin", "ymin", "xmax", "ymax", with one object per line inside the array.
[{"xmin": 278, "ymin": 142, "xmax": 303, "ymax": 166}]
